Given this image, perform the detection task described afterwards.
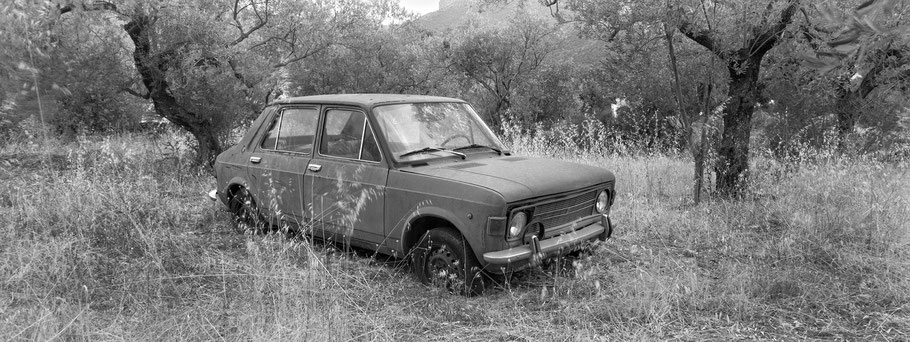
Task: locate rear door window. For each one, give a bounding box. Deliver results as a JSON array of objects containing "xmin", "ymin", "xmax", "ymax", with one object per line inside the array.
[{"xmin": 259, "ymin": 107, "xmax": 319, "ymax": 154}]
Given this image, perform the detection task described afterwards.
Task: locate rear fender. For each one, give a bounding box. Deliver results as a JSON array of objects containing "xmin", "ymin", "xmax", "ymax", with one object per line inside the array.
[{"xmin": 219, "ymin": 176, "xmax": 249, "ymax": 205}]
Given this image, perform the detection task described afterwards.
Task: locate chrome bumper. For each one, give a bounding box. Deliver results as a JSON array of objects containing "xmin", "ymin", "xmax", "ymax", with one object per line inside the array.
[{"xmin": 483, "ymin": 217, "xmax": 609, "ymax": 266}]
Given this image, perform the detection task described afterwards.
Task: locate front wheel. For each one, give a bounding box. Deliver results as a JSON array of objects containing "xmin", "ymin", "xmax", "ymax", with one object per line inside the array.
[{"xmin": 412, "ymin": 228, "xmax": 486, "ymax": 296}]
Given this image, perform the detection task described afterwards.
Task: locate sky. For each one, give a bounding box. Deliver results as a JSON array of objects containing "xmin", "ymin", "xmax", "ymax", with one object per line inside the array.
[{"xmin": 399, "ymin": 0, "xmax": 439, "ymax": 15}]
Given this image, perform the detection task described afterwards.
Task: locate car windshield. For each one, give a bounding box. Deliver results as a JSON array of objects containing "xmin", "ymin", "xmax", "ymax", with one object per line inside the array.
[{"xmin": 373, "ymin": 102, "xmax": 504, "ymax": 162}]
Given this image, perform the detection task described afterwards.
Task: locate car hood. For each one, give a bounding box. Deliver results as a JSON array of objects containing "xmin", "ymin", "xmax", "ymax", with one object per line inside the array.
[{"xmin": 402, "ymin": 156, "xmax": 614, "ymax": 202}]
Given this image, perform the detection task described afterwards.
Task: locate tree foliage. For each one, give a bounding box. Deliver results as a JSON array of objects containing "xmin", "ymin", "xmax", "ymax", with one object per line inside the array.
[
  {"xmin": 800, "ymin": 0, "xmax": 910, "ymax": 149},
  {"xmin": 560, "ymin": 0, "xmax": 907, "ymax": 195},
  {"xmin": 2, "ymin": 0, "xmax": 908, "ymax": 183},
  {"xmin": 445, "ymin": 12, "xmax": 559, "ymax": 129},
  {"xmin": 4, "ymin": 0, "xmax": 412, "ymax": 165}
]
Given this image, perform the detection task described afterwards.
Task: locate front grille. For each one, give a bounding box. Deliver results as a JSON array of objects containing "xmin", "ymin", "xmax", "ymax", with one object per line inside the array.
[{"xmin": 534, "ymin": 190, "xmax": 597, "ymax": 238}]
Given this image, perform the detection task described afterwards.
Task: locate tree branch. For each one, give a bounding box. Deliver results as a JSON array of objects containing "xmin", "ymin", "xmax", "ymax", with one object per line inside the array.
[
  {"xmin": 228, "ymin": 0, "xmax": 270, "ymax": 47},
  {"xmin": 59, "ymin": 1, "xmax": 117, "ymax": 14},
  {"xmin": 121, "ymin": 87, "xmax": 149, "ymax": 99},
  {"xmin": 678, "ymin": 20, "xmax": 721, "ymax": 55},
  {"xmin": 272, "ymin": 43, "xmax": 331, "ymax": 68},
  {"xmin": 750, "ymin": 0, "xmax": 800, "ymax": 56},
  {"xmin": 228, "ymin": 59, "xmax": 256, "ymax": 89},
  {"xmin": 800, "ymin": 24, "xmax": 821, "ymax": 50}
]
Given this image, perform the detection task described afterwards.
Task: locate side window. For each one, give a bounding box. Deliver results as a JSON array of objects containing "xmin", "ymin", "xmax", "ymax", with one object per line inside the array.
[
  {"xmin": 260, "ymin": 115, "xmax": 280, "ymax": 150},
  {"xmin": 276, "ymin": 108, "xmax": 319, "ymax": 153},
  {"xmin": 361, "ymin": 124, "xmax": 381, "ymax": 162},
  {"xmin": 323, "ymin": 110, "xmax": 353, "ymax": 136},
  {"xmin": 259, "ymin": 107, "xmax": 319, "ymax": 154},
  {"xmin": 319, "ymin": 109, "xmax": 381, "ymax": 162}
]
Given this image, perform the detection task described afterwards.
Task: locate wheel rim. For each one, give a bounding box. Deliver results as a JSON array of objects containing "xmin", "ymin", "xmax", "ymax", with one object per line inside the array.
[
  {"xmin": 426, "ymin": 245, "xmax": 463, "ymax": 292},
  {"xmin": 230, "ymin": 193, "xmax": 258, "ymax": 231}
]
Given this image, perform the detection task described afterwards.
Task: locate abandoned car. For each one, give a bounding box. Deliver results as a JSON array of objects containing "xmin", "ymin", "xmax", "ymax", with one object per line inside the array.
[{"xmin": 209, "ymin": 94, "xmax": 616, "ymax": 295}]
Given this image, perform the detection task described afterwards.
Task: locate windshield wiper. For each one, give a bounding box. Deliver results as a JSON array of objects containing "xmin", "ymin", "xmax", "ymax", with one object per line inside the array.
[
  {"xmin": 399, "ymin": 146, "xmax": 466, "ymax": 160},
  {"xmin": 452, "ymin": 144, "xmax": 503, "ymax": 155}
]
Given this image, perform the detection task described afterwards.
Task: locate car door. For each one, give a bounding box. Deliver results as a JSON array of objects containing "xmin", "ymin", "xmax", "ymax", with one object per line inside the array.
[
  {"xmin": 305, "ymin": 107, "xmax": 388, "ymax": 243},
  {"xmin": 247, "ymin": 106, "xmax": 320, "ymax": 228}
]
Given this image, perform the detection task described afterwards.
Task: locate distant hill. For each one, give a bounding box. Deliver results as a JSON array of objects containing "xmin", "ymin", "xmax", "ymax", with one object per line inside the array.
[{"xmin": 416, "ymin": 0, "xmax": 606, "ymax": 67}]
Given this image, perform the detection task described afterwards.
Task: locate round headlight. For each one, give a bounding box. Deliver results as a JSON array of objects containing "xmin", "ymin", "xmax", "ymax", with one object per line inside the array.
[
  {"xmin": 596, "ymin": 190, "xmax": 609, "ymax": 213},
  {"xmin": 508, "ymin": 212, "xmax": 527, "ymax": 239}
]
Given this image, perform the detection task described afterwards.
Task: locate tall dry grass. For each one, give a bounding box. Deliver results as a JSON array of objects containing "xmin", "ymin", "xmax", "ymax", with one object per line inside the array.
[
  {"xmin": 0, "ymin": 122, "xmax": 907, "ymax": 340},
  {"xmin": 496, "ymin": 120, "xmax": 910, "ymax": 339},
  {"xmin": 0, "ymin": 132, "xmax": 376, "ymax": 340}
]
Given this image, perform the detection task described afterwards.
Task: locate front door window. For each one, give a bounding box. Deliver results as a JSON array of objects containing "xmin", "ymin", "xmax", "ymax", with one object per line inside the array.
[{"xmin": 319, "ymin": 109, "xmax": 381, "ymax": 162}]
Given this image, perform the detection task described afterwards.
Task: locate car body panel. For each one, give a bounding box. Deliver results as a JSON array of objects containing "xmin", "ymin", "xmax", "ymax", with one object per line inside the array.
[
  {"xmin": 305, "ymin": 157, "xmax": 388, "ymax": 243},
  {"xmin": 271, "ymin": 94, "xmax": 465, "ymax": 108},
  {"xmin": 402, "ymin": 157, "xmax": 613, "ymax": 202},
  {"xmin": 385, "ymin": 169, "xmax": 507, "ymax": 262},
  {"xmin": 247, "ymin": 150, "xmax": 310, "ymax": 224},
  {"xmin": 246, "ymin": 106, "xmax": 320, "ymax": 225},
  {"xmin": 305, "ymin": 105, "xmax": 389, "ymax": 243}
]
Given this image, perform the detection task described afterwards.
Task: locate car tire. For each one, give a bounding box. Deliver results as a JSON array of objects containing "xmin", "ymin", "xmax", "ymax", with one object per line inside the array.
[
  {"xmin": 412, "ymin": 228, "xmax": 486, "ymax": 296},
  {"xmin": 228, "ymin": 187, "xmax": 266, "ymax": 233}
]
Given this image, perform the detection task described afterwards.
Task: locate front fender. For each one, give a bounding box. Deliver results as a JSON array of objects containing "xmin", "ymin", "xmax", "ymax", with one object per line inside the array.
[
  {"xmin": 385, "ymin": 169, "xmax": 509, "ymax": 265},
  {"xmin": 398, "ymin": 206, "xmax": 468, "ymax": 240},
  {"xmin": 389, "ymin": 200, "xmax": 504, "ymax": 266}
]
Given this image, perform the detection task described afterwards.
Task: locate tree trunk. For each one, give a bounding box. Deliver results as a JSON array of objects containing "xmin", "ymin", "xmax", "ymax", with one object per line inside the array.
[
  {"xmin": 715, "ymin": 57, "xmax": 762, "ymax": 197},
  {"xmin": 490, "ymin": 95, "xmax": 509, "ymax": 131},
  {"xmin": 835, "ymin": 93, "xmax": 858, "ymax": 151},
  {"xmin": 689, "ymin": 117, "xmax": 711, "ymax": 205},
  {"xmin": 678, "ymin": 0, "xmax": 799, "ymax": 198},
  {"xmin": 123, "ymin": 13, "xmax": 223, "ymax": 167},
  {"xmin": 834, "ymin": 65, "xmax": 880, "ymax": 152},
  {"xmin": 663, "ymin": 21, "xmax": 703, "ymax": 203},
  {"xmin": 693, "ymin": 81, "xmax": 714, "ymax": 204}
]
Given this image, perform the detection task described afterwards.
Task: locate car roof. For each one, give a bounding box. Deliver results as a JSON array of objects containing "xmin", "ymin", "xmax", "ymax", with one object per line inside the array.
[{"xmin": 271, "ymin": 94, "xmax": 465, "ymax": 107}]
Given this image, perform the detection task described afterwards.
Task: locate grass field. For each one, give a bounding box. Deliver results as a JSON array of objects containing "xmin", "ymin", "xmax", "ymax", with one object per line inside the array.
[{"xmin": 1, "ymin": 130, "xmax": 908, "ymax": 341}]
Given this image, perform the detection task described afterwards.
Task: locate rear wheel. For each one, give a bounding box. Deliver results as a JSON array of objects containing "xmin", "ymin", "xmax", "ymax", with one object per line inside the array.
[
  {"xmin": 412, "ymin": 228, "xmax": 486, "ymax": 296},
  {"xmin": 228, "ymin": 188, "xmax": 266, "ymax": 233}
]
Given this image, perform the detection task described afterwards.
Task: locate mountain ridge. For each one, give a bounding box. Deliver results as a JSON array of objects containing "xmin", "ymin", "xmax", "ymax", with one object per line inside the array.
[{"xmin": 415, "ymin": 0, "xmax": 605, "ymax": 67}]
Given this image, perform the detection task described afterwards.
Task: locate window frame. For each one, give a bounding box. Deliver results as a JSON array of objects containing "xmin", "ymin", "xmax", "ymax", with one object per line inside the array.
[
  {"xmin": 256, "ymin": 105, "xmax": 321, "ymax": 156},
  {"xmin": 315, "ymin": 107, "xmax": 384, "ymax": 164},
  {"xmin": 371, "ymin": 101, "xmax": 503, "ymax": 165}
]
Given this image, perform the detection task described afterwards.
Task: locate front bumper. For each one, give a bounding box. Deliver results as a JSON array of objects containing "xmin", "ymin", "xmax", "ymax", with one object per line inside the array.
[{"xmin": 483, "ymin": 215, "xmax": 612, "ymax": 267}]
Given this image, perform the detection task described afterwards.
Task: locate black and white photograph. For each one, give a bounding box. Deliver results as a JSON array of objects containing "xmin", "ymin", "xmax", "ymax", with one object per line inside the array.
[{"xmin": 1, "ymin": 0, "xmax": 908, "ymax": 340}]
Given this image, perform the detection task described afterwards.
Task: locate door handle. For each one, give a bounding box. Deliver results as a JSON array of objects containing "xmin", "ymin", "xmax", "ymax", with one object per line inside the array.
[
  {"xmin": 250, "ymin": 156, "xmax": 262, "ymax": 164},
  {"xmin": 308, "ymin": 164, "xmax": 322, "ymax": 172}
]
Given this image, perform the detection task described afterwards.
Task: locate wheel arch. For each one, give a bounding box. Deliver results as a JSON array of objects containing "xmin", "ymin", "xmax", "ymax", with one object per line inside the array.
[
  {"xmin": 222, "ymin": 177, "xmax": 248, "ymax": 201},
  {"xmin": 402, "ymin": 214, "xmax": 459, "ymax": 259},
  {"xmin": 219, "ymin": 177, "xmax": 252, "ymax": 211}
]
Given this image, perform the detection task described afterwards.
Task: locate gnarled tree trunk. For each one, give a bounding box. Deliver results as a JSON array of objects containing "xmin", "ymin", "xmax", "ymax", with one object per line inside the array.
[
  {"xmin": 715, "ymin": 56, "xmax": 763, "ymax": 194},
  {"xmin": 678, "ymin": 0, "xmax": 800, "ymax": 197},
  {"xmin": 123, "ymin": 14, "xmax": 223, "ymax": 167}
]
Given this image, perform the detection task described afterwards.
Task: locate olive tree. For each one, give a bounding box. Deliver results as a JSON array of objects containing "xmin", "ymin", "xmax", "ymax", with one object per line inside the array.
[
  {"xmin": 669, "ymin": 0, "xmax": 801, "ymax": 197},
  {"xmin": 46, "ymin": 0, "xmax": 406, "ymax": 166},
  {"xmin": 446, "ymin": 13, "xmax": 559, "ymax": 129},
  {"xmin": 802, "ymin": 0, "xmax": 910, "ymax": 149},
  {"xmin": 494, "ymin": 0, "xmax": 800, "ymax": 197}
]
